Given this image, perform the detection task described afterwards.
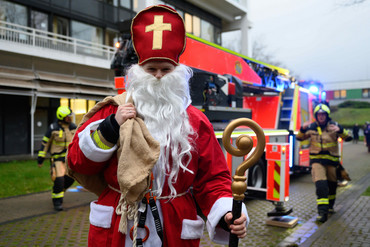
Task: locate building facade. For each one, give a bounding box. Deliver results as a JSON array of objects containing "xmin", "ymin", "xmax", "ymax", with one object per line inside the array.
[
  {"xmin": 0, "ymin": 0, "xmax": 250, "ymax": 157},
  {"xmin": 324, "ymin": 79, "xmax": 370, "ymax": 106}
]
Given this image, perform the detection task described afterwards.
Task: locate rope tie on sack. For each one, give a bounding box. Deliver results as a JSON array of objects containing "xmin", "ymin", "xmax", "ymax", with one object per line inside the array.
[
  {"xmin": 115, "ymin": 193, "xmax": 139, "ymax": 233},
  {"xmin": 115, "ymin": 193, "xmax": 140, "ymax": 246}
]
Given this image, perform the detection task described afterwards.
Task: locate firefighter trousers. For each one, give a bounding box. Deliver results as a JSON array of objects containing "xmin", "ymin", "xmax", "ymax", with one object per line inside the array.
[
  {"xmin": 311, "ymin": 162, "xmax": 338, "ymax": 214},
  {"xmin": 51, "ymin": 161, "xmax": 74, "ymax": 203}
]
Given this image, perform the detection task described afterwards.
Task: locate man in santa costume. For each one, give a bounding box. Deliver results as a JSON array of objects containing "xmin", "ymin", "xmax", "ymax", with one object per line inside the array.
[{"xmin": 67, "ymin": 4, "xmax": 248, "ymax": 247}]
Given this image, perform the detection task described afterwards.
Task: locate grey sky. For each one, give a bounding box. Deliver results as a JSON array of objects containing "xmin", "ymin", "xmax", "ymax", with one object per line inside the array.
[{"xmin": 248, "ymin": 0, "xmax": 370, "ymax": 83}]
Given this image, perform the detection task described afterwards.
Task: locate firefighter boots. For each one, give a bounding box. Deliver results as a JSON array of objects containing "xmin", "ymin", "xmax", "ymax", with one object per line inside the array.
[
  {"xmin": 316, "ymin": 211, "xmax": 328, "ymax": 223},
  {"xmin": 52, "ymin": 197, "xmax": 63, "ymax": 211}
]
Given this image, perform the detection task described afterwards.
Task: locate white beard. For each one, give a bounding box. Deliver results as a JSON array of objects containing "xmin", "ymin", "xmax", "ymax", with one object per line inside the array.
[{"xmin": 125, "ymin": 64, "xmax": 195, "ymax": 198}]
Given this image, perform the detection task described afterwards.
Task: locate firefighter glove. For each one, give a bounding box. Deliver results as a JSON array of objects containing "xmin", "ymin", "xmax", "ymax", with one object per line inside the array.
[{"xmin": 341, "ymin": 169, "xmax": 351, "ymax": 181}]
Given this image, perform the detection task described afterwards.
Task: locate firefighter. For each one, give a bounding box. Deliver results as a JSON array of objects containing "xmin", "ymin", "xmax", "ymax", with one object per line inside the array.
[
  {"xmin": 37, "ymin": 106, "xmax": 77, "ymax": 211},
  {"xmin": 297, "ymin": 103, "xmax": 352, "ymax": 223}
]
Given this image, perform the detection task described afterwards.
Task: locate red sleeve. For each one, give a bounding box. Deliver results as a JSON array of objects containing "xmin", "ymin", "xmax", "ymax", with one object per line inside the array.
[
  {"xmin": 188, "ymin": 106, "xmax": 232, "ymax": 216},
  {"xmin": 67, "ymin": 104, "xmax": 118, "ymax": 175}
]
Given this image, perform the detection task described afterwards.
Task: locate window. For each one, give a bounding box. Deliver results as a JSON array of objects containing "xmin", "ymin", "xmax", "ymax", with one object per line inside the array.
[
  {"xmin": 334, "ymin": 90, "xmax": 340, "ymax": 99},
  {"xmin": 200, "ymin": 19, "xmax": 214, "ymax": 43},
  {"xmin": 193, "ymin": 16, "xmax": 200, "ymax": 36},
  {"xmin": 133, "ymin": 0, "xmax": 138, "ymax": 11},
  {"xmin": 184, "ymin": 13, "xmax": 193, "ymax": 34},
  {"xmin": 214, "ymin": 26, "xmax": 221, "ymax": 45},
  {"xmin": 61, "ymin": 98, "xmax": 96, "ymax": 125},
  {"xmin": 0, "ymin": 0, "xmax": 27, "ymax": 26},
  {"xmin": 105, "ymin": 29, "xmax": 119, "ymax": 47},
  {"xmin": 31, "ymin": 10, "xmax": 48, "ymax": 32},
  {"xmin": 363, "ymin": 89, "xmax": 369, "ymax": 98},
  {"xmin": 334, "ymin": 90, "xmax": 346, "ymax": 99},
  {"xmin": 60, "ymin": 98, "xmax": 69, "ymax": 107},
  {"xmin": 106, "ymin": 0, "xmax": 118, "ymax": 6},
  {"xmin": 120, "ymin": 0, "xmax": 130, "ymax": 8},
  {"xmin": 88, "ymin": 100, "xmax": 96, "ymax": 110},
  {"xmin": 72, "ymin": 21, "xmax": 103, "ymax": 44},
  {"xmin": 53, "ymin": 16, "xmax": 69, "ymax": 36},
  {"xmin": 71, "ymin": 20, "xmax": 103, "ymax": 55},
  {"xmin": 120, "ymin": 0, "xmax": 131, "ymax": 9}
]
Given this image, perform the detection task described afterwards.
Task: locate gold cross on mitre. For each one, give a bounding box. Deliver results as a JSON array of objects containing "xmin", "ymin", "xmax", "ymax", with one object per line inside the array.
[{"xmin": 145, "ymin": 15, "xmax": 172, "ymax": 50}]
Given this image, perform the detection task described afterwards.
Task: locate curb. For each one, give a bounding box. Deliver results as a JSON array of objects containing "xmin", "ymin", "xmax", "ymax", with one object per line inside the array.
[{"xmin": 300, "ymin": 172, "xmax": 370, "ymax": 247}]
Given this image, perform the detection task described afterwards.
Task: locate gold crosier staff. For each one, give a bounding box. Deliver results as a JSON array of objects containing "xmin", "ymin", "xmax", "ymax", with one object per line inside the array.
[{"xmin": 222, "ymin": 118, "xmax": 266, "ymax": 247}]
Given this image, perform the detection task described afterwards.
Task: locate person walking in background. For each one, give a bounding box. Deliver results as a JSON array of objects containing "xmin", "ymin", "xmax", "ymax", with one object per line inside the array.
[
  {"xmin": 67, "ymin": 5, "xmax": 248, "ymax": 247},
  {"xmin": 297, "ymin": 103, "xmax": 352, "ymax": 223},
  {"xmin": 352, "ymin": 123, "xmax": 359, "ymax": 144},
  {"xmin": 38, "ymin": 106, "xmax": 77, "ymax": 211},
  {"xmin": 364, "ymin": 121, "xmax": 370, "ymax": 152}
]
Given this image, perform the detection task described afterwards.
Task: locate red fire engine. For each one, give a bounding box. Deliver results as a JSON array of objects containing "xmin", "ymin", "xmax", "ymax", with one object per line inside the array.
[{"xmin": 111, "ymin": 32, "xmax": 323, "ymax": 216}]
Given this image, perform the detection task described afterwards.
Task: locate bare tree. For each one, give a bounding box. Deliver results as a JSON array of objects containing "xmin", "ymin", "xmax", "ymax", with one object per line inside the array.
[
  {"xmin": 251, "ymin": 40, "xmax": 286, "ymax": 68},
  {"xmin": 337, "ymin": 0, "xmax": 368, "ymax": 6},
  {"xmin": 251, "ymin": 39, "xmax": 301, "ymax": 79}
]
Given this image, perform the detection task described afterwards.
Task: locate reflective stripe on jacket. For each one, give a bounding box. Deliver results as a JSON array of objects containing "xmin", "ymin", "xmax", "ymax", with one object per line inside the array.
[
  {"xmin": 296, "ymin": 120, "xmax": 351, "ymax": 161},
  {"xmin": 38, "ymin": 121, "xmax": 77, "ymax": 161}
]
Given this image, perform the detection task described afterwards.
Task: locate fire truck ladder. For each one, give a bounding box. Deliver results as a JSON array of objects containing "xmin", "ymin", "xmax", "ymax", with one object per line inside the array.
[{"xmin": 278, "ymin": 88, "xmax": 295, "ymax": 129}]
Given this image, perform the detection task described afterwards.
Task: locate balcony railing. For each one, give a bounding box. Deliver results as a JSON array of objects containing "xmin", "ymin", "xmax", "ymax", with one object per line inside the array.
[{"xmin": 0, "ymin": 20, "xmax": 116, "ymax": 62}]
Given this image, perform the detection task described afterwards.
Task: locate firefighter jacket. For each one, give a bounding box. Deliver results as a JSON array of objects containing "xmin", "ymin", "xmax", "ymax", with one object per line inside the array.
[
  {"xmin": 38, "ymin": 121, "xmax": 77, "ymax": 164},
  {"xmin": 296, "ymin": 120, "xmax": 351, "ymax": 166}
]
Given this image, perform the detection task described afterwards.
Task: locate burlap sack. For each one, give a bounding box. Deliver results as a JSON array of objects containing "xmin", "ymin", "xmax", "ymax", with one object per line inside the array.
[
  {"xmin": 66, "ymin": 93, "xmax": 160, "ymax": 199},
  {"xmin": 117, "ymin": 117, "xmax": 160, "ymax": 203}
]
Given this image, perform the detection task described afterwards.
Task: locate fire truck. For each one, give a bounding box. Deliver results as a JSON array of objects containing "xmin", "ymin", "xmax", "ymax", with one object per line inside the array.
[{"xmin": 111, "ymin": 32, "xmax": 328, "ymax": 214}]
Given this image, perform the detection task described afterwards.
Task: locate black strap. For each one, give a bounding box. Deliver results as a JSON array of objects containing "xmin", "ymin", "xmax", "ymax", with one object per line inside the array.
[
  {"xmin": 148, "ymin": 197, "xmax": 164, "ymax": 243},
  {"xmin": 138, "ymin": 197, "xmax": 148, "ymax": 228},
  {"xmin": 135, "ymin": 196, "xmax": 163, "ymax": 246},
  {"xmin": 136, "ymin": 238, "xmax": 143, "ymax": 247},
  {"xmin": 136, "ymin": 197, "xmax": 148, "ymax": 245}
]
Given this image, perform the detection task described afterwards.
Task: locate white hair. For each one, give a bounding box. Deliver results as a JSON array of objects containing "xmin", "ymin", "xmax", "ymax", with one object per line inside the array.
[{"xmin": 125, "ymin": 64, "xmax": 195, "ymax": 198}]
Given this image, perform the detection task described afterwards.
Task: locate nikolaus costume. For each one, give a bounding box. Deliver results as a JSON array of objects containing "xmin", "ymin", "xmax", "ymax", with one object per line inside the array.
[
  {"xmin": 297, "ymin": 104, "xmax": 352, "ymax": 222},
  {"xmin": 66, "ymin": 5, "xmax": 248, "ymax": 247}
]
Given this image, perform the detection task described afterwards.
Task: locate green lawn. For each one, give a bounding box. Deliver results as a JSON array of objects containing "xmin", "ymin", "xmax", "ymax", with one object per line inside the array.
[
  {"xmin": 0, "ymin": 160, "xmax": 53, "ymax": 198},
  {"xmin": 362, "ymin": 186, "xmax": 370, "ymax": 197},
  {"xmin": 331, "ymin": 108, "xmax": 370, "ymax": 128},
  {"xmin": 0, "ymin": 159, "xmax": 78, "ymax": 198}
]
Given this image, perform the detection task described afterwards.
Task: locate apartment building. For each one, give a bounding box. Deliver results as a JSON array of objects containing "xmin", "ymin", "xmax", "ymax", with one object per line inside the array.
[{"xmin": 0, "ymin": 0, "xmax": 250, "ymax": 157}]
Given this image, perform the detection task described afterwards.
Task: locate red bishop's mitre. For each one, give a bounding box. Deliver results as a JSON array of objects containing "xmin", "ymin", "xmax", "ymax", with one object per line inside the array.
[{"xmin": 131, "ymin": 5, "xmax": 186, "ymax": 65}]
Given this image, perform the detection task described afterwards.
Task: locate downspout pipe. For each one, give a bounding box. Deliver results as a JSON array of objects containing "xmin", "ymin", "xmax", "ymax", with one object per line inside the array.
[{"xmin": 30, "ymin": 92, "xmax": 37, "ymax": 156}]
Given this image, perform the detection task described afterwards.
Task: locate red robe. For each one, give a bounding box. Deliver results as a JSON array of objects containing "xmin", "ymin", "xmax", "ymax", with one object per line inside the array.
[{"xmin": 67, "ymin": 104, "xmax": 248, "ymax": 247}]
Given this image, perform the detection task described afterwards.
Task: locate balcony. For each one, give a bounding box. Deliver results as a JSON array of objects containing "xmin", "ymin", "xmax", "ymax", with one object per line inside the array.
[{"xmin": 0, "ymin": 20, "xmax": 116, "ymax": 69}]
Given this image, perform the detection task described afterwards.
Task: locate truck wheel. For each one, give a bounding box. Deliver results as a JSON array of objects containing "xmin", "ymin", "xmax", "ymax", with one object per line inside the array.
[{"xmin": 247, "ymin": 158, "xmax": 267, "ymax": 189}]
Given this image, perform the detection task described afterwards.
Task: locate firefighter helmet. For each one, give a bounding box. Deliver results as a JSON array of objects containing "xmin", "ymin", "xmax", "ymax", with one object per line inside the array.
[
  {"xmin": 314, "ymin": 104, "xmax": 330, "ymax": 117},
  {"xmin": 56, "ymin": 106, "xmax": 72, "ymax": 121}
]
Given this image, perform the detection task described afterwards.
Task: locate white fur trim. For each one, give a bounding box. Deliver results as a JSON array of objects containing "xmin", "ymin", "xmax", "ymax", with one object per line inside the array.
[
  {"xmin": 78, "ymin": 119, "xmax": 117, "ymax": 162},
  {"xmin": 181, "ymin": 215, "xmax": 205, "ymax": 239},
  {"xmin": 89, "ymin": 200, "xmax": 114, "ymax": 228},
  {"xmin": 206, "ymin": 197, "xmax": 249, "ymax": 245}
]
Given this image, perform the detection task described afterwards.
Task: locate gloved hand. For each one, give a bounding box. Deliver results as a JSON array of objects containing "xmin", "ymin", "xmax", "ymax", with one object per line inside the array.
[
  {"xmin": 37, "ymin": 157, "xmax": 44, "ymax": 168},
  {"xmin": 341, "ymin": 169, "xmax": 351, "ymax": 181},
  {"xmin": 344, "ymin": 136, "xmax": 353, "ymax": 142}
]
